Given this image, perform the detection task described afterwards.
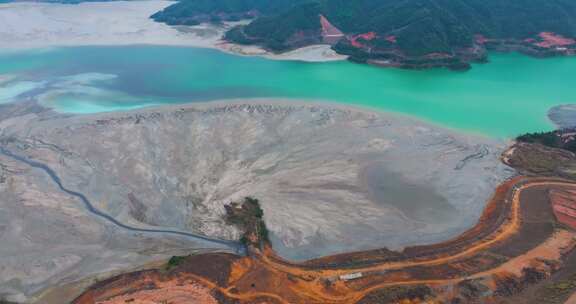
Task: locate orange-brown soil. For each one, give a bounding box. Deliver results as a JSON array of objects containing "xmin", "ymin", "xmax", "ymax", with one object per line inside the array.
[
  {"xmin": 73, "ymin": 177, "xmax": 576, "ymax": 304},
  {"xmin": 565, "ymin": 292, "xmax": 576, "ymax": 304},
  {"xmin": 551, "ymin": 189, "xmax": 576, "ymax": 230},
  {"xmin": 535, "ymin": 32, "xmax": 576, "ymax": 48},
  {"xmin": 95, "ymin": 280, "xmax": 218, "ymax": 304}
]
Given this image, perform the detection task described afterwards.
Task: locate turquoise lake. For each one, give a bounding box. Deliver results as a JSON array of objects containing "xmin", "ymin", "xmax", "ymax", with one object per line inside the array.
[{"xmin": 0, "ymin": 46, "xmax": 575, "ymax": 138}]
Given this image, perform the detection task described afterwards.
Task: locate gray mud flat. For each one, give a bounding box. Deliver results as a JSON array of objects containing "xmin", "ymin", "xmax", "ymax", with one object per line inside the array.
[
  {"xmin": 549, "ymin": 104, "xmax": 576, "ymax": 129},
  {"xmin": 0, "ymin": 100, "xmax": 512, "ymax": 302},
  {"xmin": 361, "ymin": 162, "xmax": 457, "ymax": 224}
]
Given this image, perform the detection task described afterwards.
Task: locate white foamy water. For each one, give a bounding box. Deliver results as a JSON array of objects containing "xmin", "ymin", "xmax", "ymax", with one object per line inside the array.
[{"xmin": 37, "ymin": 73, "xmax": 152, "ymax": 113}]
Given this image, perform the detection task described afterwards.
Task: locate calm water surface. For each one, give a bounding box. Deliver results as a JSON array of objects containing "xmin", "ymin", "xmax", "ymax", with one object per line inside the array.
[{"xmin": 1, "ymin": 46, "xmax": 574, "ymax": 137}]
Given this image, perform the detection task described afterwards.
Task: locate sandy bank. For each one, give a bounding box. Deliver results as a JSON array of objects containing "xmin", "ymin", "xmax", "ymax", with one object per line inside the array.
[
  {"xmin": 217, "ymin": 42, "xmax": 346, "ymax": 62},
  {"xmin": 0, "ymin": 0, "xmax": 345, "ymax": 62}
]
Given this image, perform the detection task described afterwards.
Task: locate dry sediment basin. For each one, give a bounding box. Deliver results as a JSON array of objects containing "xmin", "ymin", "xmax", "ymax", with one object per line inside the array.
[{"xmin": 0, "ymin": 100, "xmax": 511, "ymax": 302}]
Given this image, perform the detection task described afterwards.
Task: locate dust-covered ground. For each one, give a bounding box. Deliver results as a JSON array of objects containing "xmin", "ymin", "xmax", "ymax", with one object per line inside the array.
[
  {"xmin": 0, "ymin": 100, "xmax": 512, "ymax": 302},
  {"xmin": 0, "ymin": 147, "xmax": 232, "ymax": 303},
  {"xmin": 0, "ymin": 1, "xmax": 204, "ymax": 49}
]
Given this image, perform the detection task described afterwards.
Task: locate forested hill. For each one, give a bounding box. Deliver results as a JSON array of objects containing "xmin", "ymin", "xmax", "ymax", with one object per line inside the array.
[{"xmin": 153, "ymin": 0, "xmax": 576, "ymax": 70}]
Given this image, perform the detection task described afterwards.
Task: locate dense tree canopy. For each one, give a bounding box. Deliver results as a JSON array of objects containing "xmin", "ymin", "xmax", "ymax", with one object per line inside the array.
[
  {"xmin": 517, "ymin": 130, "xmax": 576, "ymax": 153},
  {"xmin": 153, "ymin": 0, "xmax": 576, "ymax": 64}
]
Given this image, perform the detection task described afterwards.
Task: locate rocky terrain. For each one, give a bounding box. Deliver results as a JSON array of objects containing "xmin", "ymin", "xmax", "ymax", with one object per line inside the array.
[{"xmin": 0, "ymin": 100, "xmax": 511, "ymax": 302}]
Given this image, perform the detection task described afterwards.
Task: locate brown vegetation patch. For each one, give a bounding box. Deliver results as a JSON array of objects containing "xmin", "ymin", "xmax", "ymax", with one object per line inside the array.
[
  {"xmin": 169, "ymin": 253, "xmax": 240, "ymax": 286},
  {"xmin": 356, "ymin": 285, "xmax": 432, "ymax": 304},
  {"xmin": 503, "ymin": 143, "xmax": 576, "ymax": 179},
  {"xmin": 490, "ymin": 186, "xmax": 556, "ymax": 257}
]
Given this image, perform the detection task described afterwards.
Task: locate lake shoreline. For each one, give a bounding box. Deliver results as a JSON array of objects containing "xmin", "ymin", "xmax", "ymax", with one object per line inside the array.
[
  {"xmin": 0, "ymin": 1, "xmax": 345, "ymax": 63},
  {"xmin": 0, "ymin": 44, "xmax": 567, "ymax": 138},
  {"xmin": 0, "ymin": 98, "xmax": 510, "ymax": 302}
]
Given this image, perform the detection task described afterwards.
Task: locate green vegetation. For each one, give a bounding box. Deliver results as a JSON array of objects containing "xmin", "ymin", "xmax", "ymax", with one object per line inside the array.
[
  {"xmin": 517, "ymin": 129, "xmax": 576, "ymax": 153},
  {"xmin": 153, "ymin": 0, "xmax": 576, "ymax": 66},
  {"xmin": 324, "ymin": 0, "xmax": 576, "ymax": 45},
  {"xmin": 165, "ymin": 255, "xmax": 189, "ymax": 270},
  {"xmin": 224, "ymin": 197, "xmax": 270, "ymax": 249},
  {"xmin": 225, "ymin": 2, "xmax": 323, "ymax": 51}
]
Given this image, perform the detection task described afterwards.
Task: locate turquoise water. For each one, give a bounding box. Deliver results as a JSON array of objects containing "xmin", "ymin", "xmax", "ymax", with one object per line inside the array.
[{"xmin": 0, "ymin": 46, "xmax": 574, "ymax": 138}]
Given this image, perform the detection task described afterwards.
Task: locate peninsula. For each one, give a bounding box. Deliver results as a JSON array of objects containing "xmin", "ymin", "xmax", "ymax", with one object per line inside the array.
[{"xmin": 153, "ymin": 0, "xmax": 576, "ymax": 69}]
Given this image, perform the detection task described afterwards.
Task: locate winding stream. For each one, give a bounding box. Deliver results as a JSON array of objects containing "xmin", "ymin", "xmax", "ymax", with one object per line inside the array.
[{"xmin": 0, "ymin": 147, "xmax": 245, "ymax": 255}]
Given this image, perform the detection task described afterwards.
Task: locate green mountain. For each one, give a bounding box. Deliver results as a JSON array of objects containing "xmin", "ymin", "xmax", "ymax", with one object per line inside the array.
[
  {"xmin": 153, "ymin": 0, "xmax": 576, "ymax": 69},
  {"xmin": 225, "ymin": 2, "xmax": 323, "ymax": 51}
]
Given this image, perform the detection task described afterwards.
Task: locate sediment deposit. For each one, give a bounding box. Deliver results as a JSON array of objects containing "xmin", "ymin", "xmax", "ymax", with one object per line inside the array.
[
  {"xmin": 71, "ymin": 177, "xmax": 576, "ymax": 304},
  {"xmin": 0, "ymin": 100, "xmax": 510, "ymax": 302}
]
